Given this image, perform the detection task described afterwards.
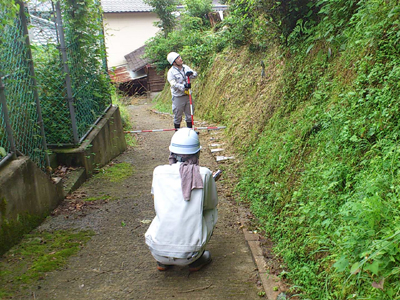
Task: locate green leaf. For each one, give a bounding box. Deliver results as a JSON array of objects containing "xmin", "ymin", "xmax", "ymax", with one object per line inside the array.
[
  {"xmin": 350, "ymin": 262, "xmax": 360, "ymax": 274},
  {"xmin": 0, "ymin": 147, "xmax": 7, "ymax": 157},
  {"xmin": 333, "ymin": 255, "xmax": 349, "ymax": 272},
  {"xmin": 306, "ymin": 44, "xmax": 314, "ymax": 54},
  {"xmin": 364, "ymin": 260, "xmax": 380, "ymax": 276}
]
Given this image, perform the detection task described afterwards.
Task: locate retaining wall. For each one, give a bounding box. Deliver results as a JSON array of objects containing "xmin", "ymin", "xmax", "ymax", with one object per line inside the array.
[
  {"xmin": 52, "ymin": 105, "xmax": 127, "ymax": 177},
  {"xmin": 0, "ymin": 105, "xmax": 127, "ymax": 254},
  {"xmin": 0, "ymin": 157, "xmax": 64, "ymax": 254}
]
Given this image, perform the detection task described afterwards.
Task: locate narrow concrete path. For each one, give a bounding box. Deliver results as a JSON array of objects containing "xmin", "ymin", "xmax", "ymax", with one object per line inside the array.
[{"xmin": 25, "ymin": 98, "xmax": 264, "ymax": 300}]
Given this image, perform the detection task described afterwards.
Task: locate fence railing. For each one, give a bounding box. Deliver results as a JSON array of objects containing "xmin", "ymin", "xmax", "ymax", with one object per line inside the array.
[{"xmin": 0, "ymin": 0, "xmax": 111, "ymax": 171}]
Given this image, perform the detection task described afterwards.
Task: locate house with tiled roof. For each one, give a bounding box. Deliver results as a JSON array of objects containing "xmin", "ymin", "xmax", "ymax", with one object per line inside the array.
[
  {"xmin": 101, "ymin": 0, "xmax": 160, "ymax": 70},
  {"xmin": 102, "ymin": 0, "xmax": 154, "ymax": 13},
  {"xmin": 101, "ymin": 0, "xmax": 164, "ymax": 94}
]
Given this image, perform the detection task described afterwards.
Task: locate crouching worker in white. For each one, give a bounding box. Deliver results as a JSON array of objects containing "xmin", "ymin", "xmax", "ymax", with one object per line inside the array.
[{"xmin": 145, "ymin": 128, "xmax": 218, "ymax": 272}]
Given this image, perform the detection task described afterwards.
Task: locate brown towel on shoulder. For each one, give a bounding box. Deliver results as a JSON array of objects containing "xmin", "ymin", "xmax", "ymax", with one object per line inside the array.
[
  {"xmin": 169, "ymin": 153, "xmax": 203, "ymax": 201},
  {"xmin": 179, "ymin": 161, "xmax": 203, "ymax": 201}
]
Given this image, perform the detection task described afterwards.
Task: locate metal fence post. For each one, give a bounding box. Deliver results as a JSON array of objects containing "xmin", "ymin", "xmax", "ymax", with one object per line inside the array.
[
  {"xmin": 98, "ymin": 10, "xmax": 109, "ymax": 73},
  {"xmin": 0, "ymin": 76, "xmax": 17, "ymax": 159},
  {"xmin": 18, "ymin": 1, "xmax": 51, "ymax": 168},
  {"xmin": 55, "ymin": 0, "xmax": 79, "ymax": 145},
  {"xmin": 99, "ymin": 14, "xmax": 112, "ymax": 107}
]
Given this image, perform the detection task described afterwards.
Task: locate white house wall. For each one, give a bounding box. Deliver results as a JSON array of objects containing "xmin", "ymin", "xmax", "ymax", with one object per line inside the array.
[{"xmin": 103, "ymin": 12, "xmax": 160, "ymax": 68}]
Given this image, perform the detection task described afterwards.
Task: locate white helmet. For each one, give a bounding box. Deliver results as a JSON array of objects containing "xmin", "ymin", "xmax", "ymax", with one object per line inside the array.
[
  {"xmin": 167, "ymin": 52, "xmax": 180, "ymax": 65},
  {"xmin": 169, "ymin": 128, "xmax": 201, "ymax": 155}
]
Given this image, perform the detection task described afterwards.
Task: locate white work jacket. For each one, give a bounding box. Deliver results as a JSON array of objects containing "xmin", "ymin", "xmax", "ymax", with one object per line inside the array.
[
  {"xmin": 145, "ymin": 163, "xmax": 218, "ymax": 259},
  {"xmin": 167, "ymin": 64, "xmax": 197, "ymax": 97}
]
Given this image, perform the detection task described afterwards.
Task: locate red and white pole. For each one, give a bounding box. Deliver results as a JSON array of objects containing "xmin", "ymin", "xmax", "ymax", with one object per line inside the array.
[
  {"xmin": 125, "ymin": 126, "xmax": 226, "ymax": 134},
  {"xmin": 187, "ymin": 76, "xmax": 195, "ymax": 126},
  {"xmin": 124, "ymin": 75, "xmax": 227, "ymax": 134}
]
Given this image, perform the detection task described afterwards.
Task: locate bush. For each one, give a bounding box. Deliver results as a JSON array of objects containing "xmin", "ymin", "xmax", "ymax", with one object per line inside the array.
[{"xmin": 183, "ymin": 0, "xmax": 212, "ymax": 26}]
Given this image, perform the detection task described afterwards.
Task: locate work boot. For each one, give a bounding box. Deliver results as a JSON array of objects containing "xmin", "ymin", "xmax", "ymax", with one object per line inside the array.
[
  {"xmin": 174, "ymin": 123, "xmax": 180, "ymax": 131},
  {"xmin": 186, "ymin": 121, "xmax": 192, "ymax": 128},
  {"xmin": 188, "ymin": 251, "xmax": 212, "ymax": 272}
]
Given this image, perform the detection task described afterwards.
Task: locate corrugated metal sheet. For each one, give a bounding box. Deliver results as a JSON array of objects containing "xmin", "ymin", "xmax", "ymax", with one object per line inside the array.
[
  {"xmin": 101, "ymin": 0, "xmax": 153, "ymax": 13},
  {"xmin": 108, "ymin": 64, "xmax": 165, "ymax": 92},
  {"xmin": 108, "ymin": 66, "xmax": 133, "ymax": 83}
]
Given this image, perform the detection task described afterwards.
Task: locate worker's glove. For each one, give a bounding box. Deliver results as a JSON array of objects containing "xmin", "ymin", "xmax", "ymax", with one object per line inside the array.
[
  {"xmin": 184, "ymin": 83, "xmax": 191, "ymax": 89},
  {"xmin": 185, "ymin": 71, "xmax": 193, "ymax": 77}
]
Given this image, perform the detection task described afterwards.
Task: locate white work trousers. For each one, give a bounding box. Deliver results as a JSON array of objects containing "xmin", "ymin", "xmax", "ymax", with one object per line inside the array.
[{"xmin": 151, "ymin": 251, "xmax": 203, "ymax": 266}]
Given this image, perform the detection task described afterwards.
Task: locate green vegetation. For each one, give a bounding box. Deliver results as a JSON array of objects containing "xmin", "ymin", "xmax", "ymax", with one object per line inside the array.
[
  {"xmin": 111, "ymin": 92, "xmax": 136, "ymax": 147},
  {"xmin": 84, "ymin": 195, "xmax": 114, "ymax": 202},
  {"xmin": 95, "ymin": 162, "xmax": 134, "ymax": 183},
  {"xmin": 149, "ymin": 0, "xmax": 400, "ymax": 298},
  {"xmin": 112, "ymin": 92, "xmax": 131, "ymax": 129},
  {"xmin": 124, "ymin": 132, "xmax": 136, "ymax": 148},
  {"xmin": 0, "ymin": 1, "xmax": 19, "ymax": 32},
  {"xmin": 152, "ymin": 82, "xmax": 172, "ymax": 113},
  {"xmin": 0, "ymin": 210, "xmax": 43, "ymax": 256},
  {"xmin": 4, "ymin": 0, "xmax": 111, "ymax": 146},
  {"xmin": 144, "ymin": 0, "xmax": 219, "ymax": 72},
  {"xmin": 0, "ymin": 230, "xmax": 93, "ymax": 298},
  {"xmin": 32, "ymin": 43, "xmax": 73, "ymax": 144}
]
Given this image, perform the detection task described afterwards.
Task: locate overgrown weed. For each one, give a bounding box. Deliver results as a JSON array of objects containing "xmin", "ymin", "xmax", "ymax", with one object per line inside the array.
[
  {"xmin": 0, "ymin": 230, "xmax": 93, "ymax": 298},
  {"xmin": 151, "ymin": 1, "xmax": 400, "ymax": 297},
  {"xmin": 151, "ymin": 84, "xmax": 172, "ymax": 113},
  {"xmin": 112, "ymin": 92, "xmax": 136, "ymax": 147},
  {"xmin": 95, "ymin": 162, "xmax": 134, "ymax": 183},
  {"xmin": 184, "ymin": 1, "xmax": 400, "ymax": 299}
]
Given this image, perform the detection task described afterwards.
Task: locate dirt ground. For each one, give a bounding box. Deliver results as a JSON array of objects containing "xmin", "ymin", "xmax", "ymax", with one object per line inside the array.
[{"xmin": 14, "ymin": 96, "xmax": 268, "ymax": 299}]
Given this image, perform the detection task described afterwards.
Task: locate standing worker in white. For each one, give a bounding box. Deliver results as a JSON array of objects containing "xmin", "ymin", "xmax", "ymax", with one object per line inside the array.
[
  {"xmin": 166, "ymin": 52, "xmax": 197, "ymax": 130},
  {"xmin": 145, "ymin": 128, "xmax": 218, "ymax": 272}
]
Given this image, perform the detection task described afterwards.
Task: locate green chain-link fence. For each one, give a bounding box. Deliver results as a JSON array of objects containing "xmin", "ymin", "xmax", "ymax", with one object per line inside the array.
[
  {"xmin": 34, "ymin": 0, "xmax": 112, "ymax": 146},
  {"xmin": 0, "ymin": 3, "xmax": 48, "ymax": 170},
  {"xmin": 0, "ymin": 0, "xmax": 111, "ymax": 171}
]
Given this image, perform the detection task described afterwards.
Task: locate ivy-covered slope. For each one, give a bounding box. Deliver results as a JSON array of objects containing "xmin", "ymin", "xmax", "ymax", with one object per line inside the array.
[
  {"xmin": 154, "ymin": 1, "xmax": 399, "ymax": 298},
  {"xmin": 195, "ymin": 3, "xmax": 400, "ymax": 300}
]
